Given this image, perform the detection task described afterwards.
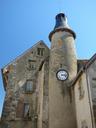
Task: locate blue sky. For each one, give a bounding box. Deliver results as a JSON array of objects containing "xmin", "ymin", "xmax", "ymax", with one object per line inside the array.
[{"xmin": 0, "ymin": 0, "xmax": 96, "ymax": 116}]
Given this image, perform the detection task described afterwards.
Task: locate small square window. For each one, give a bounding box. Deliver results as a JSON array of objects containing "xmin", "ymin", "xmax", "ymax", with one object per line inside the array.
[
  {"xmin": 28, "ymin": 60, "xmax": 36, "ymax": 70},
  {"xmin": 25, "ymin": 80, "xmax": 33, "ymax": 93}
]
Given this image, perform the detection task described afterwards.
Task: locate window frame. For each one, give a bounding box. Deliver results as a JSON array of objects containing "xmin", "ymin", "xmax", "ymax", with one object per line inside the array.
[
  {"xmin": 37, "ymin": 48, "xmax": 45, "ymax": 56},
  {"xmin": 23, "ymin": 103, "xmax": 32, "ymax": 120},
  {"xmin": 25, "ymin": 80, "xmax": 33, "ymax": 93},
  {"xmin": 28, "ymin": 59, "xmax": 36, "ymax": 70}
]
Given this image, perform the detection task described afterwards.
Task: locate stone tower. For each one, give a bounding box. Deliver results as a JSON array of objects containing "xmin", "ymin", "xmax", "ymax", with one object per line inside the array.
[
  {"xmin": 1, "ymin": 12, "xmax": 96, "ymax": 128},
  {"xmin": 49, "ymin": 13, "xmax": 77, "ymax": 128}
]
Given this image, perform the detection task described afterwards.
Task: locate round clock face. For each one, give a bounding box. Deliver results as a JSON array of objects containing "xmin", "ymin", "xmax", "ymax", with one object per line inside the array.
[{"xmin": 56, "ymin": 69, "xmax": 68, "ymax": 81}]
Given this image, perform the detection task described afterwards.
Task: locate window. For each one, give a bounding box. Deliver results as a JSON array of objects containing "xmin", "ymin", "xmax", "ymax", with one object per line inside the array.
[
  {"xmin": 24, "ymin": 103, "xmax": 30, "ymax": 118},
  {"xmin": 78, "ymin": 78, "xmax": 85, "ymax": 100},
  {"xmin": 37, "ymin": 48, "xmax": 45, "ymax": 56},
  {"xmin": 28, "ymin": 60, "xmax": 36, "ymax": 70},
  {"xmin": 25, "ymin": 80, "xmax": 33, "ymax": 93}
]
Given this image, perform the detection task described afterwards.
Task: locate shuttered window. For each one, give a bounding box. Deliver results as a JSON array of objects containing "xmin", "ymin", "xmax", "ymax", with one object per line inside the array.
[{"xmin": 16, "ymin": 100, "xmax": 24, "ymax": 118}]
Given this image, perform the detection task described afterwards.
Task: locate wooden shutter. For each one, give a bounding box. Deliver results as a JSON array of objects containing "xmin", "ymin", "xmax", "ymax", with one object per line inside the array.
[{"xmin": 16, "ymin": 99, "xmax": 24, "ymax": 118}]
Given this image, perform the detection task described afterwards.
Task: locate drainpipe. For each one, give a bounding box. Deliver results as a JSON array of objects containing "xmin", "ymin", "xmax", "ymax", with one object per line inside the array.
[{"xmin": 34, "ymin": 114, "xmax": 38, "ymax": 128}]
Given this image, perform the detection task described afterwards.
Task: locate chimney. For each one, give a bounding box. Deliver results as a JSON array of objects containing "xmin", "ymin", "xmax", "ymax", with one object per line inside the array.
[{"xmin": 49, "ymin": 13, "xmax": 76, "ymax": 41}]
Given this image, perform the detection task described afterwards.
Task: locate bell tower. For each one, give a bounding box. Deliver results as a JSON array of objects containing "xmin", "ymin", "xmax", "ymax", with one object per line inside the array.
[{"xmin": 49, "ymin": 13, "xmax": 77, "ymax": 128}]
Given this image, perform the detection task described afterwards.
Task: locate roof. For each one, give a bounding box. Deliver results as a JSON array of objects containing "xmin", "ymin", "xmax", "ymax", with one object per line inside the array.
[
  {"xmin": 77, "ymin": 59, "xmax": 88, "ymax": 72},
  {"xmin": 1, "ymin": 40, "xmax": 49, "ymax": 69},
  {"xmin": 72, "ymin": 53, "xmax": 96, "ymax": 86}
]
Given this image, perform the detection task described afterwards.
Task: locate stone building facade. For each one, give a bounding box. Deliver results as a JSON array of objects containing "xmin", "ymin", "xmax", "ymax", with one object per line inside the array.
[{"xmin": 0, "ymin": 13, "xmax": 96, "ymax": 128}]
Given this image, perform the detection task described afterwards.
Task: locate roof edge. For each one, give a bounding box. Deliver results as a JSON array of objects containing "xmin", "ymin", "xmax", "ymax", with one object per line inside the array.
[
  {"xmin": 2, "ymin": 40, "xmax": 49, "ymax": 69},
  {"xmin": 1, "ymin": 68, "xmax": 6, "ymax": 91},
  {"xmin": 72, "ymin": 53, "xmax": 96, "ymax": 86}
]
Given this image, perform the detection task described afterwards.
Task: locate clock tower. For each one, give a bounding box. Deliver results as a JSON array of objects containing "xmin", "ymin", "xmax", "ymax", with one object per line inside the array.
[{"xmin": 49, "ymin": 13, "xmax": 77, "ymax": 128}]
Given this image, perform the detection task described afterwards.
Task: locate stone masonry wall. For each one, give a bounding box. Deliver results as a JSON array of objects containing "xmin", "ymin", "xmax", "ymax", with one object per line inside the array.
[
  {"xmin": 74, "ymin": 73, "xmax": 93, "ymax": 128},
  {"xmin": 87, "ymin": 59, "xmax": 96, "ymax": 126},
  {"xmin": 1, "ymin": 41, "xmax": 49, "ymax": 128}
]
